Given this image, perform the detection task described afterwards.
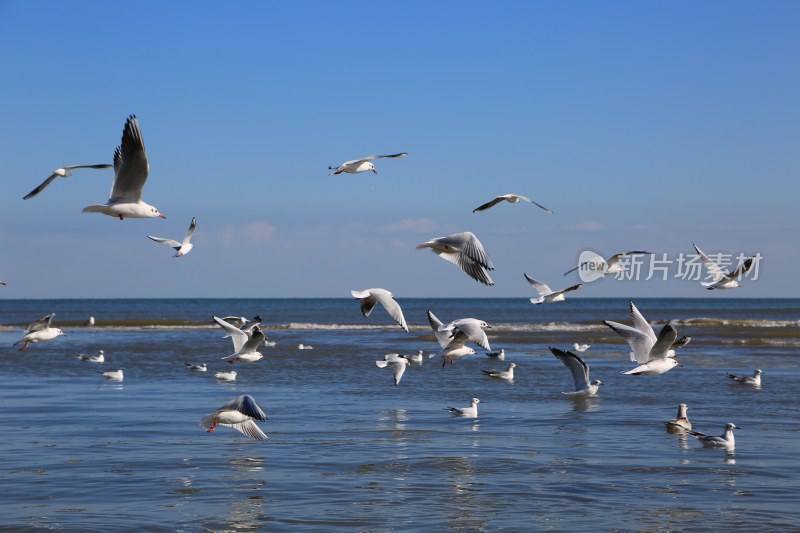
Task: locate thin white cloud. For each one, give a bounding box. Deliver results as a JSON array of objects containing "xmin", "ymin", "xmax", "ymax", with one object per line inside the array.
[
  {"xmin": 214, "ymin": 220, "xmax": 277, "ymax": 247},
  {"xmin": 567, "ymin": 220, "xmax": 605, "ymax": 231},
  {"xmin": 377, "ymin": 218, "xmax": 437, "ymax": 234}
]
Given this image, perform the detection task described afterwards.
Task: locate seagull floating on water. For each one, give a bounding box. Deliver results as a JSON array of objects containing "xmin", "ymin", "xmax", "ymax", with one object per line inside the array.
[
  {"xmin": 13, "ymin": 313, "xmax": 66, "ymax": 350},
  {"xmin": 351, "ymin": 288, "xmax": 408, "ymax": 332},
  {"xmin": 485, "ymin": 348, "xmax": 505, "ymax": 360},
  {"xmin": 328, "ymin": 152, "xmax": 407, "ymax": 174},
  {"xmin": 693, "ymin": 244, "xmax": 754, "ymax": 290},
  {"xmin": 690, "ymin": 423, "xmax": 738, "ymax": 448},
  {"xmin": 603, "ymin": 302, "xmax": 683, "ymax": 375},
  {"xmin": 482, "ymin": 362, "xmax": 516, "ymax": 381},
  {"xmin": 446, "ymin": 398, "xmax": 481, "ymax": 418},
  {"xmin": 214, "ymin": 370, "xmax": 237, "ymax": 381},
  {"xmin": 524, "ymin": 273, "xmax": 581, "ymax": 304},
  {"xmin": 185, "ymin": 363, "xmax": 208, "ymax": 372},
  {"xmin": 573, "ymin": 343, "xmax": 591, "ymax": 352},
  {"xmin": 550, "ymin": 347, "xmax": 602, "ymax": 396},
  {"xmin": 148, "ymin": 217, "xmax": 196, "ymax": 257},
  {"xmin": 77, "ymin": 350, "xmax": 105, "ymax": 363},
  {"xmin": 666, "ymin": 403, "xmax": 692, "ymax": 432},
  {"xmin": 201, "ymin": 395, "xmax": 268, "ymax": 441},
  {"xmin": 297, "ymin": 344, "xmax": 314, "ymax": 350},
  {"xmin": 23, "ymin": 164, "xmax": 112, "ymax": 200},
  {"xmin": 472, "ymin": 193, "xmax": 553, "ymax": 214},
  {"xmin": 402, "ymin": 350, "xmax": 424, "ymax": 364},
  {"xmin": 728, "ymin": 369, "xmax": 763, "ymax": 387},
  {"xmin": 100, "ymin": 369, "xmax": 124, "ymax": 381},
  {"xmin": 375, "ymin": 354, "xmax": 411, "ymax": 385},
  {"xmin": 417, "ymin": 231, "xmax": 494, "ymax": 286},
  {"xmin": 81, "ymin": 115, "xmax": 166, "ymax": 220}
]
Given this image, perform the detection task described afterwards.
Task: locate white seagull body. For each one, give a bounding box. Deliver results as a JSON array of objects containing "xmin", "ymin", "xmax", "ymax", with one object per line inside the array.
[
  {"xmin": 690, "ymin": 423, "xmax": 738, "ymax": 448},
  {"xmin": 81, "ymin": 115, "xmax": 165, "ymax": 220},
  {"xmin": 328, "ymin": 152, "xmax": 407, "ymax": 174},
  {"xmin": 417, "ymin": 231, "xmax": 495, "ymax": 286},
  {"xmin": 214, "ymin": 316, "xmax": 267, "ymax": 364},
  {"xmin": 149, "ymin": 217, "xmax": 196, "ymax": 257},
  {"xmin": 101, "ymin": 369, "xmax": 124, "ymax": 381},
  {"xmin": 473, "ymin": 193, "xmax": 553, "ymax": 214},
  {"xmin": 447, "ymin": 398, "xmax": 481, "ymax": 418},
  {"xmin": 524, "ymin": 273, "xmax": 581, "ymax": 304},
  {"xmin": 214, "ymin": 370, "xmax": 237, "ymax": 381},
  {"xmin": 693, "ymin": 244, "xmax": 754, "ymax": 290},
  {"xmin": 297, "ymin": 344, "xmax": 314, "ymax": 350},
  {"xmin": 482, "ymin": 362, "xmax": 516, "ymax": 381},
  {"xmin": 573, "ymin": 343, "xmax": 591, "ymax": 352},
  {"xmin": 13, "ymin": 313, "xmax": 66, "ymax": 350},
  {"xmin": 563, "ymin": 251, "xmax": 652, "ymax": 277},
  {"xmin": 351, "ymin": 288, "xmax": 408, "ymax": 332},
  {"xmin": 666, "ymin": 403, "xmax": 692, "ymax": 432},
  {"xmin": 403, "ymin": 350, "xmax": 424, "ymax": 364},
  {"xmin": 185, "ymin": 363, "xmax": 207, "ymax": 372},
  {"xmin": 77, "ymin": 350, "xmax": 105, "ymax": 363},
  {"xmin": 485, "ymin": 348, "xmax": 505, "ymax": 360},
  {"xmin": 23, "ymin": 164, "xmax": 113, "ymax": 200},
  {"xmin": 427, "ymin": 310, "xmax": 492, "ymax": 354},
  {"xmin": 201, "ymin": 395, "xmax": 268, "ymax": 441},
  {"xmin": 604, "ymin": 302, "xmax": 682, "ymax": 375},
  {"xmin": 375, "ymin": 354, "xmax": 411, "ymax": 385},
  {"xmin": 728, "ymin": 369, "xmax": 763, "ymax": 387},
  {"xmin": 550, "ymin": 347, "xmax": 602, "ymax": 396}
]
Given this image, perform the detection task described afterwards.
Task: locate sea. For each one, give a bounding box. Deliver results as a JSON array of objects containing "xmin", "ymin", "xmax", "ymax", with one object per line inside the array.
[{"xmin": 0, "ymin": 298, "xmax": 798, "ymax": 532}]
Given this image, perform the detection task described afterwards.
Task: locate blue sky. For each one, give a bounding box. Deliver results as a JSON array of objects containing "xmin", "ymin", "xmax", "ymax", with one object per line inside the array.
[{"xmin": 1, "ymin": 1, "xmax": 798, "ymax": 298}]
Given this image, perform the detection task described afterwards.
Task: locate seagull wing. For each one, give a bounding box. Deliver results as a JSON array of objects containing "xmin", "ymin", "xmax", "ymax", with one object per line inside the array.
[
  {"xmin": 240, "ymin": 327, "xmax": 266, "ymax": 354},
  {"xmin": 214, "ymin": 316, "xmax": 248, "ymax": 353},
  {"xmin": 472, "ymin": 196, "xmax": 506, "ymax": 212},
  {"xmin": 227, "ymin": 420, "xmax": 269, "ymax": 441},
  {"xmin": 436, "ymin": 251, "xmax": 494, "ymax": 285},
  {"xmin": 351, "ymin": 289, "xmax": 378, "ymax": 317},
  {"xmin": 26, "ymin": 313, "xmax": 55, "ymax": 333},
  {"xmin": 603, "ymin": 320, "xmax": 655, "ymax": 363},
  {"xmin": 513, "ymin": 194, "xmax": 553, "ymax": 213},
  {"xmin": 427, "ymin": 310, "xmax": 452, "ymax": 348},
  {"xmin": 358, "ymin": 152, "xmax": 408, "ymax": 162},
  {"xmin": 523, "ymin": 273, "xmax": 552, "ymax": 296},
  {"xmin": 182, "ymin": 217, "xmax": 197, "ymax": 245},
  {"xmin": 449, "ymin": 320, "xmax": 491, "ymax": 350},
  {"xmin": 727, "ymin": 257, "xmax": 754, "ymax": 280},
  {"xmin": 109, "ymin": 115, "xmax": 149, "ymax": 203},
  {"xmin": 629, "ymin": 301, "xmax": 656, "ymax": 343},
  {"xmin": 224, "ymin": 395, "xmax": 268, "ymax": 420},
  {"xmin": 23, "ymin": 165, "xmax": 112, "ymax": 200},
  {"xmin": 693, "ymin": 244, "xmax": 726, "ymax": 282},
  {"xmin": 371, "ymin": 289, "xmax": 408, "ymax": 332},
  {"xmin": 148, "ymin": 236, "xmax": 182, "ymax": 249},
  {"xmin": 550, "ymin": 347, "xmax": 590, "ymax": 391},
  {"xmin": 392, "ymin": 361, "xmax": 407, "ymax": 385},
  {"xmin": 607, "ymin": 251, "xmax": 652, "ymax": 269},
  {"xmin": 553, "ymin": 283, "xmax": 582, "ymax": 297},
  {"xmin": 648, "ymin": 323, "xmax": 678, "ymax": 361}
]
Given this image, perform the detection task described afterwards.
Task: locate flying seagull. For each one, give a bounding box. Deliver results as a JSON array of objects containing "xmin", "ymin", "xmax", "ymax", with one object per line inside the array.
[
  {"xmin": 375, "ymin": 354, "xmax": 411, "ymax": 385},
  {"xmin": 328, "ymin": 152, "xmax": 407, "ymax": 174},
  {"xmin": 148, "ymin": 217, "xmax": 196, "ymax": 257},
  {"xmin": 201, "ymin": 395, "xmax": 269, "ymax": 441},
  {"xmin": 214, "ymin": 316, "xmax": 268, "ymax": 364},
  {"xmin": 524, "ymin": 273, "xmax": 581, "ymax": 304},
  {"xmin": 473, "ymin": 193, "xmax": 552, "ymax": 214},
  {"xmin": 563, "ymin": 251, "xmax": 652, "ymax": 277},
  {"xmin": 23, "ymin": 164, "xmax": 112, "ymax": 200},
  {"xmin": 417, "ymin": 231, "xmax": 495, "ymax": 286},
  {"xmin": 426, "ymin": 310, "xmax": 492, "ymax": 352},
  {"xmin": 13, "ymin": 313, "xmax": 66, "ymax": 350},
  {"xmin": 693, "ymin": 243, "xmax": 754, "ymax": 290},
  {"xmin": 604, "ymin": 305, "xmax": 682, "ymax": 375},
  {"xmin": 351, "ymin": 288, "xmax": 408, "ymax": 332},
  {"xmin": 549, "ymin": 347, "xmax": 602, "ymax": 396},
  {"xmin": 82, "ymin": 115, "xmax": 166, "ymax": 220}
]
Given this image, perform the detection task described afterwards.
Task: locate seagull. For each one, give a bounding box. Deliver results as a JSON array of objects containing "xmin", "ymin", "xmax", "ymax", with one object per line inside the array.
[
  {"xmin": 81, "ymin": 115, "xmax": 166, "ymax": 220},
  {"xmin": 185, "ymin": 362, "xmax": 207, "ymax": 372},
  {"xmin": 472, "ymin": 193, "xmax": 553, "ymax": 214},
  {"xmin": 23, "ymin": 164, "xmax": 113, "ymax": 200},
  {"xmin": 693, "ymin": 244, "xmax": 754, "ymax": 290},
  {"xmin": 351, "ymin": 288, "xmax": 408, "ymax": 332},
  {"xmin": 482, "ymin": 362, "xmax": 516, "ymax": 381},
  {"xmin": 84, "ymin": 316, "xmax": 96, "ymax": 326},
  {"xmin": 297, "ymin": 344, "xmax": 314, "ymax": 350},
  {"xmin": 148, "ymin": 217, "xmax": 196, "ymax": 257},
  {"xmin": 573, "ymin": 343, "xmax": 591, "ymax": 352},
  {"xmin": 728, "ymin": 369, "xmax": 763, "ymax": 387},
  {"xmin": 603, "ymin": 300, "xmax": 684, "ymax": 361},
  {"xmin": 485, "ymin": 348, "xmax": 505, "ymax": 360},
  {"xmin": 446, "ymin": 398, "xmax": 481, "ymax": 418},
  {"xmin": 434, "ymin": 339, "xmax": 476, "ymax": 367},
  {"xmin": 605, "ymin": 318, "xmax": 682, "ymax": 375},
  {"xmin": 550, "ymin": 347, "xmax": 602, "ymax": 396},
  {"xmin": 201, "ymin": 395, "xmax": 268, "ymax": 441},
  {"xmin": 13, "ymin": 313, "xmax": 66, "ymax": 350},
  {"xmin": 214, "ymin": 370, "xmax": 237, "ymax": 381},
  {"xmin": 328, "ymin": 152, "xmax": 407, "ymax": 174},
  {"xmin": 0, "ymin": 280, "xmax": 5, "ymax": 286},
  {"xmin": 666, "ymin": 403, "xmax": 692, "ymax": 432},
  {"xmin": 100, "ymin": 369, "xmax": 124, "ymax": 381},
  {"xmin": 77, "ymin": 350, "xmax": 105, "ymax": 363},
  {"xmin": 214, "ymin": 316, "xmax": 267, "ymax": 364},
  {"xmin": 417, "ymin": 232, "xmax": 494, "ymax": 286},
  {"xmin": 563, "ymin": 251, "xmax": 653, "ymax": 277},
  {"xmin": 375, "ymin": 354, "xmax": 411, "ymax": 385},
  {"xmin": 524, "ymin": 273, "xmax": 581, "ymax": 304},
  {"xmin": 218, "ymin": 315, "xmax": 262, "ymax": 339},
  {"xmin": 426, "ymin": 310, "xmax": 492, "ymax": 352},
  {"xmin": 690, "ymin": 423, "xmax": 738, "ymax": 448},
  {"xmin": 402, "ymin": 350, "xmax": 424, "ymax": 364}
]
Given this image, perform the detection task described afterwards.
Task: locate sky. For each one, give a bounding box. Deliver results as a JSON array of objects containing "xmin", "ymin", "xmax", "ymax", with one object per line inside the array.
[{"xmin": 1, "ymin": 1, "xmax": 798, "ymax": 299}]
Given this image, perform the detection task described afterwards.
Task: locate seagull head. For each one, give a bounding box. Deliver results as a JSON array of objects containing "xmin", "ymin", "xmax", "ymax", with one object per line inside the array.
[
  {"xmin": 592, "ymin": 379, "xmax": 603, "ymax": 386},
  {"xmin": 56, "ymin": 329, "xmax": 66, "ymax": 337},
  {"xmin": 369, "ymin": 163, "xmax": 377, "ymax": 174}
]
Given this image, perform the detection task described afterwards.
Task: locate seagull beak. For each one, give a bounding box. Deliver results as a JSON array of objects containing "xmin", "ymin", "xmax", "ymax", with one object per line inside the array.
[
  {"xmin": 371, "ymin": 168, "xmax": 377, "ymax": 174},
  {"xmin": 159, "ymin": 214, "xmax": 166, "ymax": 219}
]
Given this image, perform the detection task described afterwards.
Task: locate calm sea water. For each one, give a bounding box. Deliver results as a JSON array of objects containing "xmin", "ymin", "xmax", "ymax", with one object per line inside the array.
[{"xmin": 1, "ymin": 298, "xmax": 798, "ymax": 532}]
